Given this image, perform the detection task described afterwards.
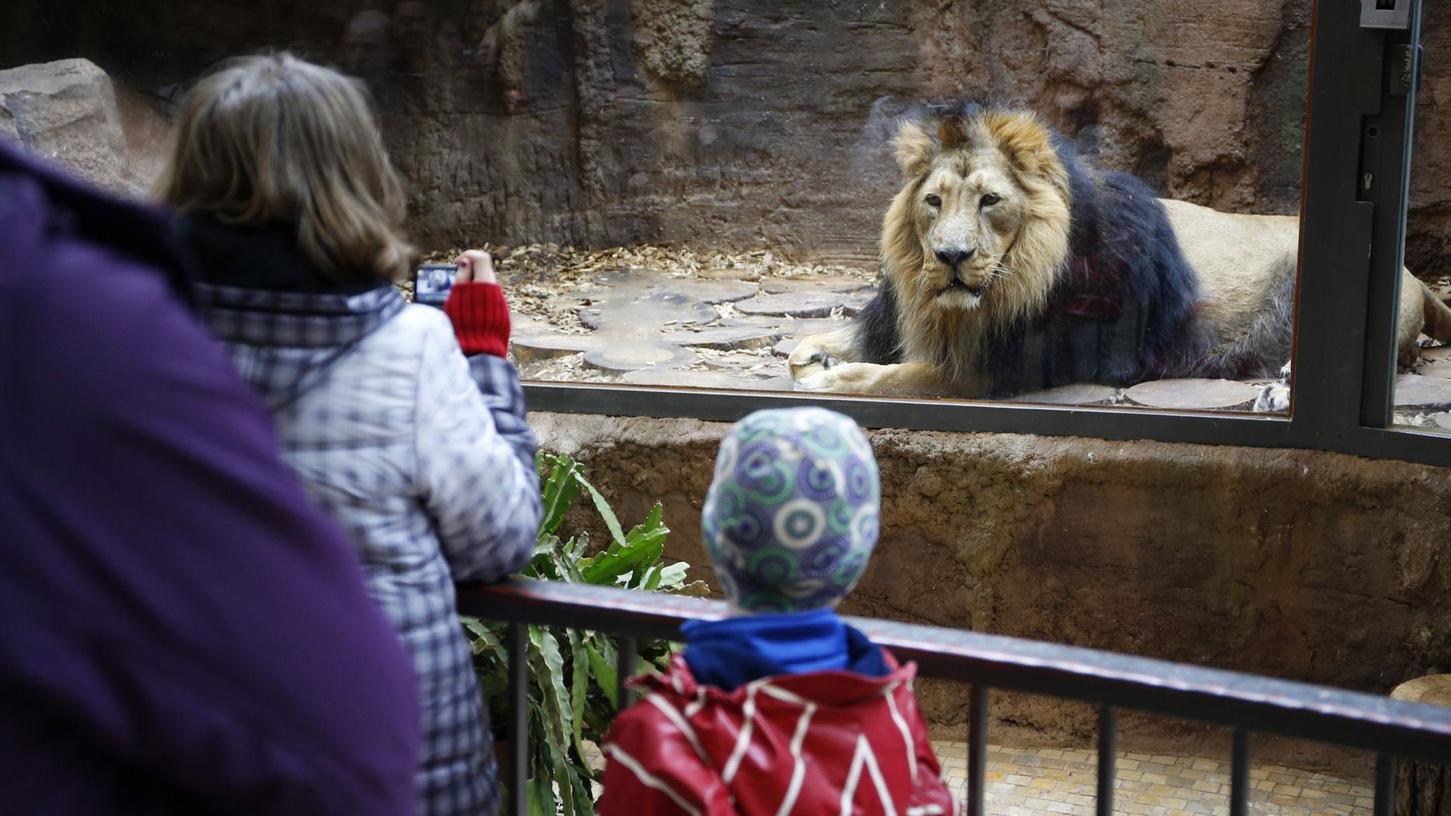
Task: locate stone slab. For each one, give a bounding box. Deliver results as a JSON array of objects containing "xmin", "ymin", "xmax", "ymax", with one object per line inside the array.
[
  {"xmin": 511, "ymin": 334, "xmax": 598, "ymax": 364},
  {"xmin": 662, "ymin": 326, "xmax": 780, "ymax": 350},
  {"xmin": 583, "ymin": 342, "xmax": 696, "ymax": 373},
  {"xmin": 658, "ymin": 279, "xmax": 760, "ymax": 304},
  {"xmin": 734, "ymin": 291, "xmax": 858, "ymax": 318},
  {"xmin": 1394, "ymin": 373, "xmax": 1451, "ymax": 410},
  {"xmin": 773, "ymin": 338, "xmax": 800, "ymax": 357},
  {"xmin": 1124, "ymin": 379, "xmax": 1262, "ymax": 411},
  {"xmin": 621, "ymin": 368, "xmax": 758, "ymax": 389},
  {"xmin": 1008, "ymin": 384, "xmax": 1118, "ymax": 406},
  {"xmin": 760, "ymin": 276, "xmax": 875, "ymax": 294},
  {"xmin": 1435, "ymin": 413, "xmax": 1451, "ymax": 431},
  {"xmin": 1419, "ymin": 360, "xmax": 1451, "ymax": 380}
]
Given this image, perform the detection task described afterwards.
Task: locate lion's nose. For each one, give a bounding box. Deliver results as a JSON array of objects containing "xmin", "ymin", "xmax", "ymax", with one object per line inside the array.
[{"xmin": 935, "ymin": 247, "xmax": 975, "ymax": 268}]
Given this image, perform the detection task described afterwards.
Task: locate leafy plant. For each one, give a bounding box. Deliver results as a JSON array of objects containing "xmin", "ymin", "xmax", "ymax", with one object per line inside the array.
[{"xmin": 462, "ymin": 452, "xmax": 705, "ymax": 814}]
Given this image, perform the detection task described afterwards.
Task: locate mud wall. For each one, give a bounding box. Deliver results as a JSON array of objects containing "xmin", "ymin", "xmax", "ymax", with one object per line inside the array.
[
  {"xmin": 531, "ymin": 412, "xmax": 1451, "ymax": 753},
  {"xmin": 1, "ymin": 0, "xmax": 1448, "ymax": 276}
]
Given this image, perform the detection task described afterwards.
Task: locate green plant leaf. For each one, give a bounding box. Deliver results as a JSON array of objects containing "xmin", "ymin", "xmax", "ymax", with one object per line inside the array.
[
  {"xmin": 460, "ymin": 616, "xmax": 503, "ymax": 655},
  {"xmin": 573, "ymin": 469, "xmax": 628, "ymax": 547},
  {"xmin": 525, "ymin": 774, "xmax": 552, "ymax": 816},
  {"xmin": 538, "ymin": 454, "xmax": 582, "ymax": 537},
  {"xmin": 527, "ymin": 627, "xmax": 574, "ymax": 767},
  {"xmin": 585, "ymin": 640, "xmax": 619, "ymax": 710},
  {"xmin": 582, "ymin": 502, "xmax": 669, "ymax": 586},
  {"xmin": 567, "ymin": 630, "xmax": 590, "ymax": 772}
]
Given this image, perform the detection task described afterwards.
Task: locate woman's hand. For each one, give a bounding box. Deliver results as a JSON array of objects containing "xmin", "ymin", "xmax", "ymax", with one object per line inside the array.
[{"xmin": 454, "ymin": 250, "xmax": 497, "ymax": 285}]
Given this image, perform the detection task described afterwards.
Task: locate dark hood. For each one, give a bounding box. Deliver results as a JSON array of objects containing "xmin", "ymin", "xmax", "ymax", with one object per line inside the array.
[{"xmin": 180, "ymin": 216, "xmax": 406, "ymax": 411}]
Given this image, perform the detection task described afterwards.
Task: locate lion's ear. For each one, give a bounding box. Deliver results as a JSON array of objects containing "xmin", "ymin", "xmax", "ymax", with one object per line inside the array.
[
  {"xmin": 987, "ymin": 112, "xmax": 1063, "ymax": 184},
  {"xmin": 893, "ymin": 120, "xmax": 936, "ymax": 179}
]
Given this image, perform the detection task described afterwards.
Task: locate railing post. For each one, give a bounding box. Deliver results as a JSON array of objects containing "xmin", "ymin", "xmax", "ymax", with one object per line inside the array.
[
  {"xmin": 1374, "ymin": 754, "xmax": 1396, "ymax": 816},
  {"xmin": 1230, "ymin": 730, "xmax": 1251, "ymax": 816},
  {"xmin": 506, "ymin": 622, "xmax": 528, "ymax": 816},
  {"xmin": 1097, "ymin": 706, "xmax": 1116, "ymax": 816},
  {"xmin": 617, "ymin": 635, "xmax": 639, "ymax": 709},
  {"xmin": 968, "ymin": 685, "xmax": 988, "ymax": 816}
]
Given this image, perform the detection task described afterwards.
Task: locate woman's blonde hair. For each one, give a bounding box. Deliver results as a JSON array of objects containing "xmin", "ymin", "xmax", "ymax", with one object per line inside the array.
[{"xmin": 158, "ymin": 53, "xmax": 414, "ymax": 283}]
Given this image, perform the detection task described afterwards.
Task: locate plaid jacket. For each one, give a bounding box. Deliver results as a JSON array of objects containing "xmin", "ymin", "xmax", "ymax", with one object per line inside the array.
[{"xmin": 199, "ymin": 283, "xmax": 541, "ymax": 816}]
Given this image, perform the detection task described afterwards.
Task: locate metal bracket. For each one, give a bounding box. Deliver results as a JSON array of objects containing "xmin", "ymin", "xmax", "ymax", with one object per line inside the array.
[{"xmin": 1361, "ymin": 0, "xmax": 1412, "ymax": 30}]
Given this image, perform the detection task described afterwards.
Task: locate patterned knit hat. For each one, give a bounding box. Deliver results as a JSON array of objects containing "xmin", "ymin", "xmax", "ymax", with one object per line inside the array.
[{"xmin": 702, "ymin": 407, "xmax": 880, "ymax": 613}]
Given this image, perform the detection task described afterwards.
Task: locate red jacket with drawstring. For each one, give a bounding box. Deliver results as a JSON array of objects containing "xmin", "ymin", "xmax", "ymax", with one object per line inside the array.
[{"xmin": 599, "ymin": 652, "xmax": 958, "ymax": 815}]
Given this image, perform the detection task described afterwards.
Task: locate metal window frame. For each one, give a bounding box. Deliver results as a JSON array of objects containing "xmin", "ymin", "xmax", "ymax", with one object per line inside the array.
[{"xmin": 522, "ymin": 0, "xmax": 1451, "ymax": 470}]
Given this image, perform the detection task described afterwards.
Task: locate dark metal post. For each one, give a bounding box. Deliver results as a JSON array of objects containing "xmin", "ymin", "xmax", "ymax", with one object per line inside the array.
[
  {"xmin": 506, "ymin": 622, "xmax": 528, "ymax": 816},
  {"xmin": 968, "ymin": 685, "xmax": 988, "ymax": 816},
  {"xmin": 1230, "ymin": 730, "xmax": 1251, "ymax": 816},
  {"xmin": 616, "ymin": 635, "xmax": 638, "ymax": 709},
  {"xmin": 1097, "ymin": 707, "xmax": 1117, "ymax": 816},
  {"xmin": 1374, "ymin": 754, "xmax": 1396, "ymax": 816}
]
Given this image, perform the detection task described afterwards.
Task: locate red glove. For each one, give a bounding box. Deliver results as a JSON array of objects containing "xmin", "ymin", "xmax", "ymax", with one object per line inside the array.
[{"xmin": 443, "ymin": 282, "xmax": 511, "ymax": 358}]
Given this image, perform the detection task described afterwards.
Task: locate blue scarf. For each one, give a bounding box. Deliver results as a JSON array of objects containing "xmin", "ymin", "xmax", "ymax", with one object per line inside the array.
[{"xmin": 681, "ymin": 608, "xmax": 890, "ymax": 692}]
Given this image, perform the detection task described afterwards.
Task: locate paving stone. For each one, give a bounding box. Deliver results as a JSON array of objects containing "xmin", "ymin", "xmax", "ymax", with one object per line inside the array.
[
  {"xmin": 1423, "ymin": 345, "xmax": 1451, "ymax": 363},
  {"xmin": 775, "ymin": 318, "xmax": 854, "ymax": 338},
  {"xmin": 1394, "ymin": 373, "xmax": 1451, "ymax": 410},
  {"xmin": 657, "ymin": 279, "xmax": 761, "ymax": 304},
  {"xmin": 582, "ymin": 342, "xmax": 696, "ymax": 373},
  {"xmin": 576, "ymin": 288, "xmax": 718, "ymax": 332},
  {"xmin": 1434, "ymin": 413, "xmax": 1451, "ymax": 431},
  {"xmin": 620, "ymin": 368, "xmax": 754, "ymax": 389},
  {"xmin": 773, "ymin": 338, "xmax": 800, "ymax": 357},
  {"xmin": 510, "ymin": 333, "xmax": 598, "ymax": 364},
  {"xmin": 661, "ymin": 325, "xmax": 780, "ymax": 350},
  {"xmin": 1124, "ymin": 379, "xmax": 1262, "ymax": 411},
  {"xmin": 1008, "ymin": 384, "xmax": 1118, "ymax": 406},
  {"xmin": 930, "ymin": 741, "xmax": 1371, "ymax": 816},
  {"xmin": 1419, "ymin": 359, "xmax": 1451, "ymax": 379},
  {"xmin": 759, "ymin": 275, "xmax": 875, "ymax": 294},
  {"xmin": 734, "ymin": 291, "xmax": 860, "ymax": 318}
]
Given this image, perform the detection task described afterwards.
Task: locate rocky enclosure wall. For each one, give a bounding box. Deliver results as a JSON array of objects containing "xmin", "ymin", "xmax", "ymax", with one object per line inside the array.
[
  {"xmin": 531, "ymin": 412, "xmax": 1451, "ymax": 754},
  {"xmin": 2, "ymin": 0, "xmax": 1448, "ymax": 277}
]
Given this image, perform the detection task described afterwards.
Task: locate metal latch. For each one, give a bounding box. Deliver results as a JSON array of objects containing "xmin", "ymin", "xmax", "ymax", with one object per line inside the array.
[{"xmin": 1361, "ymin": 0, "xmax": 1411, "ymax": 30}]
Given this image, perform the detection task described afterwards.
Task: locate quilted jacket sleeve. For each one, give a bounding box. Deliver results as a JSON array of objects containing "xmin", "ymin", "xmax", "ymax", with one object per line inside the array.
[
  {"xmin": 599, "ymin": 703, "xmax": 737, "ymax": 816},
  {"xmin": 413, "ymin": 315, "xmax": 542, "ymax": 582}
]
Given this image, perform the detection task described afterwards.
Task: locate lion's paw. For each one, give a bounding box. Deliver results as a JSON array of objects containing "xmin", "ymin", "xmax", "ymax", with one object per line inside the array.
[
  {"xmin": 1254, "ymin": 382, "xmax": 1290, "ymax": 413},
  {"xmin": 788, "ymin": 348, "xmax": 842, "ymax": 380},
  {"xmin": 794, "ymin": 362, "xmax": 874, "ymax": 394}
]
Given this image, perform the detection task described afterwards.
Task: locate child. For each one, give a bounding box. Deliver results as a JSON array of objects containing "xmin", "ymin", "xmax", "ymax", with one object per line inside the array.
[
  {"xmin": 599, "ymin": 407, "xmax": 956, "ymax": 815},
  {"xmin": 159, "ymin": 53, "xmax": 542, "ymax": 816}
]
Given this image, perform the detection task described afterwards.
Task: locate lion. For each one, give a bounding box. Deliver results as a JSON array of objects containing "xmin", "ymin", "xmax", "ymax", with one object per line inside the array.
[{"xmin": 789, "ymin": 107, "xmax": 1451, "ymax": 402}]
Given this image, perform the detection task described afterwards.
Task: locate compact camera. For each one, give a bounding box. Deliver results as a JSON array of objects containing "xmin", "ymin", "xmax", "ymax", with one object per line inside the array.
[{"xmin": 413, "ymin": 263, "xmax": 456, "ymax": 307}]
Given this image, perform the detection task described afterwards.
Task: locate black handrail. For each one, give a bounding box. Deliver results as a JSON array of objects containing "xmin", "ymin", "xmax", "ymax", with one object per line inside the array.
[{"xmin": 459, "ymin": 578, "xmax": 1451, "ymax": 815}]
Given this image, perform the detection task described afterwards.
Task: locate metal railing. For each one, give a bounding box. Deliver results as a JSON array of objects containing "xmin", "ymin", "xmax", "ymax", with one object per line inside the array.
[{"xmin": 459, "ymin": 578, "xmax": 1451, "ymax": 816}]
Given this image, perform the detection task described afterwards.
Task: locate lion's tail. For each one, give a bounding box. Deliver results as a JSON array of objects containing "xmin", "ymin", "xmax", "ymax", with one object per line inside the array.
[{"xmin": 1422, "ymin": 282, "xmax": 1451, "ymax": 343}]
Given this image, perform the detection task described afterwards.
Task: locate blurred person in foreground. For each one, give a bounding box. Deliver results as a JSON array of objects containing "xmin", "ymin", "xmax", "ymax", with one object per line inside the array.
[
  {"xmin": 598, "ymin": 407, "xmax": 956, "ymax": 814},
  {"xmin": 158, "ymin": 53, "xmax": 542, "ymax": 815},
  {"xmin": 0, "ymin": 141, "xmax": 419, "ymax": 810}
]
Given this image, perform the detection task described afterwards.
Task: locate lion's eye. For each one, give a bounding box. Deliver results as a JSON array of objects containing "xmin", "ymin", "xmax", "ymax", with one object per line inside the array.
[
  {"xmin": 980, "ymin": 193, "xmax": 1001, "ymax": 207},
  {"xmin": 924, "ymin": 193, "xmax": 942, "ymax": 208}
]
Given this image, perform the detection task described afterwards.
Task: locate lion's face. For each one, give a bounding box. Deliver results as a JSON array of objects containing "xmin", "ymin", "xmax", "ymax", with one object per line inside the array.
[
  {"xmin": 911, "ymin": 149, "xmax": 1030, "ymax": 311},
  {"xmin": 883, "ymin": 112, "xmax": 1072, "ymax": 332}
]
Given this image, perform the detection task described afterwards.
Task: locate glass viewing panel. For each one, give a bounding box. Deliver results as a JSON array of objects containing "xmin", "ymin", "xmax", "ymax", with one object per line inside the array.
[
  {"xmin": 1394, "ymin": 68, "xmax": 1451, "ymax": 435},
  {"xmin": 0, "ymin": 2, "xmax": 1312, "ymax": 416}
]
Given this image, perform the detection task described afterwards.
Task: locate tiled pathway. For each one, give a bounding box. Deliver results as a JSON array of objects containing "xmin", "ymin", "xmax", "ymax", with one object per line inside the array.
[{"xmin": 931, "ymin": 743, "xmax": 1374, "ymax": 816}]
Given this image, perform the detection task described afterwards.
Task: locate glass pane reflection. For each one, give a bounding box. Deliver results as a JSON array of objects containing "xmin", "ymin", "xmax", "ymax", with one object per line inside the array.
[{"xmin": 0, "ymin": 1, "xmax": 1316, "ymax": 414}]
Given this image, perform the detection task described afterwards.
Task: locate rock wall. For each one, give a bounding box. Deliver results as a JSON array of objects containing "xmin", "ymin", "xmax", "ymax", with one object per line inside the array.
[
  {"xmin": 1, "ymin": 1, "xmax": 1447, "ymax": 277},
  {"xmin": 530, "ymin": 412, "xmax": 1451, "ymax": 753}
]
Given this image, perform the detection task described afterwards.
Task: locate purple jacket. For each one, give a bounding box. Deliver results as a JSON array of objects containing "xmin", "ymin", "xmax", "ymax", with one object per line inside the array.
[{"xmin": 0, "ymin": 145, "xmax": 421, "ymax": 812}]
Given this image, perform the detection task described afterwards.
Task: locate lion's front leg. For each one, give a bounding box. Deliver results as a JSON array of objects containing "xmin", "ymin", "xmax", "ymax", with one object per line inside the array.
[
  {"xmin": 795, "ymin": 361, "xmax": 960, "ymax": 398},
  {"xmin": 788, "ymin": 327, "xmax": 861, "ymax": 379}
]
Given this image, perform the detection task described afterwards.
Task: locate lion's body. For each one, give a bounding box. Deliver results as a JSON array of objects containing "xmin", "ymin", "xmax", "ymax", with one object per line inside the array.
[{"xmin": 790, "ymin": 108, "xmax": 1451, "ymax": 399}]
